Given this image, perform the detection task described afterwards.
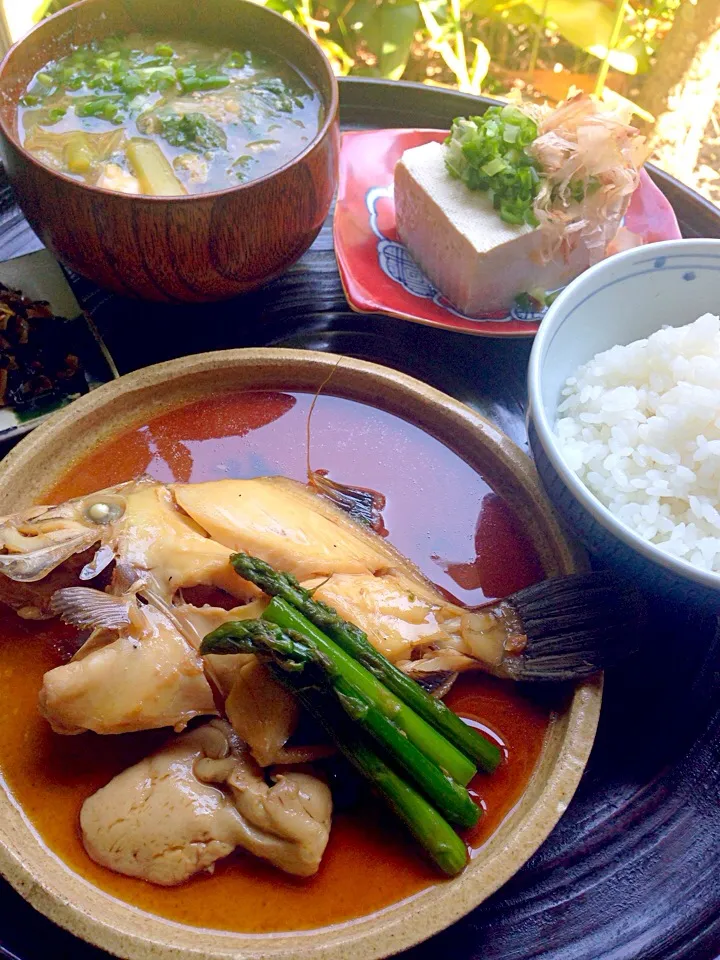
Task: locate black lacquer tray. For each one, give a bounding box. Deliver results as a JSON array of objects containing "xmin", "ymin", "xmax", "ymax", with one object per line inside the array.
[{"xmin": 0, "ymin": 78, "xmax": 719, "ymax": 960}]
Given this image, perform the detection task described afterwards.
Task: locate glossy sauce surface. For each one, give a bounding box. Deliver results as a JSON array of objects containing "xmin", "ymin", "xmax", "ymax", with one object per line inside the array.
[{"xmin": 0, "ymin": 391, "xmax": 551, "ymax": 933}]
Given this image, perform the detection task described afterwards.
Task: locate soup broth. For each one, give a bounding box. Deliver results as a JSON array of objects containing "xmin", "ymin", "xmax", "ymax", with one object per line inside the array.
[
  {"xmin": 19, "ymin": 34, "xmax": 322, "ymax": 196},
  {"xmin": 0, "ymin": 392, "xmax": 554, "ymax": 932}
]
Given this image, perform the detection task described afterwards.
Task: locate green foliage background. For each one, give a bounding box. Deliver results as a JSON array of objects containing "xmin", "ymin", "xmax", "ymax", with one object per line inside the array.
[
  {"xmin": 255, "ymin": 0, "xmax": 679, "ymax": 101},
  {"xmin": 35, "ymin": 0, "xmax": 680, "ymax": 104}
]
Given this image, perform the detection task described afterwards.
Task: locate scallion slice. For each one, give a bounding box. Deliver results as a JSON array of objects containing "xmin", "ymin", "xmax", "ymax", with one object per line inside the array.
[{"xmin": 444, "ymin": 106, "xmax": 541, "ymax": 227}]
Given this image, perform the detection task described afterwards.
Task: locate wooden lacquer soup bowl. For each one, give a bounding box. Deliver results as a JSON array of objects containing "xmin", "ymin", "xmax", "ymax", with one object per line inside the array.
[
  {"xmin": 0, "ymin": 350, "xmax": 601, "ymax": 960},
  {"xmin": 0, "ymin": 0, "xmax": 339, "ymax": 302}
]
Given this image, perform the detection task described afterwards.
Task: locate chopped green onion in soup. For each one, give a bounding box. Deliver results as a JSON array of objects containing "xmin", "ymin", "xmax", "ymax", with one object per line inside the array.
[{"xmin": 18, "ymin": 33, "xmax": 323, "ymax": 196}]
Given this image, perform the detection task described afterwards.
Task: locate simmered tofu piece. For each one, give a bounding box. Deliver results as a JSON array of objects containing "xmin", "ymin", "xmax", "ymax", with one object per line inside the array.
[
  {"xmin": 224, "ymin": 658, "xmax": 301, "ymax": 766},
  {"xmin": 81, "ymin": 721, "xmax": 332, "ymax": 884},
  {"xmin": 394, "ymin": 141, "xmax": 591, "ymax": 314}
]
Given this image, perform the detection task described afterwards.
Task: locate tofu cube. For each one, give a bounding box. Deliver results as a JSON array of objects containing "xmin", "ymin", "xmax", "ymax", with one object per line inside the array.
[{"xmin": 394, "ymin": 141, "xmax": 593, "ymax": 315}]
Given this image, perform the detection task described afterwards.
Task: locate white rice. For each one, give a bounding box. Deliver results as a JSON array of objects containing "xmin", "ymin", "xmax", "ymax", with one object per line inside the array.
[{"xmin": 554, "ymin": 313, "xmax": 720, "ymax": 573}]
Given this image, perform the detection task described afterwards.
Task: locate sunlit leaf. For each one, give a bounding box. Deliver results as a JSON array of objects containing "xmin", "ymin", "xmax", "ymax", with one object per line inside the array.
[
  {"xmin": 319, "ymin": 38, "xmax": 355, "ymax": 75},
  {"xmin": 32, "ymin": 0, "xmax": 54, "ymax": 21},
  {"xmin": 601, "ymin": 86, "xmax": 654, "ymax": 123},
  {"xmin": 256, "ymin": 0, "xmax": 299, "ymax": 15},
  {"xmin": 587, "ymin": 42, "xmax": 647, "ymax": 74},
  {"xmin": 469, "ymin": 37, "xmax": 491, "ymax": 92},
  {"xmin": 463, "ymin": 0, "xmax": 533, "ymax": 19},
  {"xmin": 497, "ymin": 3, "xmax": 541, "ymax": 25},
  {"xmin": 362, "ymin": 0, "xmax": 421, "ymax": 80},
  {"xmin": 422, "ymin": 77, "xmax": 459, "ymax": 87},
  {"xmin": 347, "ymin": 0, "xmax": 375, "ymax": 32},
  {"xmin": 417, "ymin": 0, "xmax": 468, "ymax": 83},
  {"xmin": 349, "ymin": 63, "xmax": 383, "ymax": 77},
  {"xmin": 522, "ymin": 0, "xmax": 649, "ymax": 73},
  {"xmin": 422, "ymin": 0, "xmax": 452, "ymax": 18},
  {"xmin": 33, "ymin": 0, "xmax": 73, "ymax": 20},
  {"xmin": 463, "ymin": 0, "xmax": 497, "ymax": 13}
]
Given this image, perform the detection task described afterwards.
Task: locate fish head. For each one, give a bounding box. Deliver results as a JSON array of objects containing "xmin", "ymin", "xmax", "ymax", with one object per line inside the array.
[
  {"xmin": 108, "ymin": 483, "xmax": 243, "ymax": 602},
  {"xmin": 0, "ymin": 480, "xmax": 151, "ymax": 584}
]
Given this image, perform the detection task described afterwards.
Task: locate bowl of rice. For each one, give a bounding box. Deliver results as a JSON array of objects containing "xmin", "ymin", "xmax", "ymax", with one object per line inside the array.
[{"xmin": 528, "ymin": 237, "xmax": 720, "ymax": 608}]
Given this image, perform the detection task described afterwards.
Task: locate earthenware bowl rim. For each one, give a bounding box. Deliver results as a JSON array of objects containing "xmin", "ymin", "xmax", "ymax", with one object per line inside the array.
[
  {"xmin": 527, "ymin": 236, "xmax": 720, "ymax": 594},
  {"xmin": 0, "ymin": 0, "xmax": 339, "ymax": 203},
  {"xmin": 0, "ymin": 347, "xmax": 602, "ymax": 960}
]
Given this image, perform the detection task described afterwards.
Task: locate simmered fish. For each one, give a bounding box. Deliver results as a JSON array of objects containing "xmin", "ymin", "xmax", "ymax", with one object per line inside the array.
[
  {"xmin": 111, "ymin": 482, "xmax": 251, "ymax": 600},
  {"xmin": 0, "ymin": 473, "xmax": 528, "ymax": 883},
  {"xmin": 172, "ymin": 477, "xmax": 396, "ymax": 581},
  {"xmin": 0, "ymin": 476, "xmax": 513, "ymax": 743},
  {"xmin": 40, "ymin": 592, "xmax": 216, "ymax": 735}
]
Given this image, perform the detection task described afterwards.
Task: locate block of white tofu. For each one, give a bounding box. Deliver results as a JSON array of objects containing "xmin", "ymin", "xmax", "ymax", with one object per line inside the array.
[{"xmin": 394, "ymin": 141, "xmax": 593, "ymax": 315}]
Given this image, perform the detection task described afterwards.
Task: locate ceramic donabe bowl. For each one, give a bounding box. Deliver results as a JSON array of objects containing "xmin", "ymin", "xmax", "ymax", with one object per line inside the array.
[{"xmin": 0, "ymin": 349, "xmax": 601, "ymax": 959}]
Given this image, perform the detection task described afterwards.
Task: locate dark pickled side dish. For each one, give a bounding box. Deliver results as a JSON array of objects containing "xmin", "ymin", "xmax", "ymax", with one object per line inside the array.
[{"xmin": 0, "ymin": 283, "xmax": 86, "ymax": 411}]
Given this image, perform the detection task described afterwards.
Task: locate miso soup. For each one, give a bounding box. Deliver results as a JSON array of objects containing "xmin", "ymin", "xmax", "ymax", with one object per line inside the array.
[{"xmin": 18, "ymin": 34, "xmax": 323, "ymax": 196}]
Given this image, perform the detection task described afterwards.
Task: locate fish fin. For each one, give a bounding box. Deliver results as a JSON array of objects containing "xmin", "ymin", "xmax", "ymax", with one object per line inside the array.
[
  {"xmin": 308, "ymin": 470, "xmax": 388, "ymax": 536},
  {"xmin": 399, "ymin": 650, "xmax": 475, "ymax": 676},
  {"xmin": 413, "ymin": 670, "xmax": 459, "ymax": 698},
  {"xmin": 73, "ymin": 627, "xmax": 121, "ymax": 661},
  {"xmin": 50, "ymin": 587, "xmax": 132, "ymax": 629},
  {"xmin": 79, "ymin": 544, "xmax": 116, "ymax": 581},
  {"xmin": 112, "ymin": 560, "xmax": 150, "ymax": 595}
]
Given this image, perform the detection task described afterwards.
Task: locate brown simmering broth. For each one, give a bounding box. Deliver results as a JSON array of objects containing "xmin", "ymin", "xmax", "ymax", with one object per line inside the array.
[
  {"xmin": 18, "ymin": 34, "xmax": 322, "ymax": 196},
  {"xmin": 0, "ymin": 391, "xmax": 553, "ymax": 933}
]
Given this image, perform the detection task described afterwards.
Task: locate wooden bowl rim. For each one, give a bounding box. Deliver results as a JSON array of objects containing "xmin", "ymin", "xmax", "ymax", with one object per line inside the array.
[
  {"xmin": 0, "ymin": 348, "xmax": 602, "ymax": 960},
  {"xmin": 0, "ymin": 0, "xmax": 340, "ymax": 202}
]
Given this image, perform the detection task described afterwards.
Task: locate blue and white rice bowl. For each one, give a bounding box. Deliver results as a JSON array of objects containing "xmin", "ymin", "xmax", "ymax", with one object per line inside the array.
[{"xmin": 528, "ymin": 238, "xmax": 720, "ymax": 608}]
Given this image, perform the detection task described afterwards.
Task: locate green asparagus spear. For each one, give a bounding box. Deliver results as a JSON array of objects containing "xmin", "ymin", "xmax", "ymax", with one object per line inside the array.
[
  {"xmin": 201, "ymin": 620, "xmax": 480, "ymax": 829},
  {"xmin": 203, "ymin": 612, "xmax": 474, "ymax": 785},
  {"xmin": 230, "ymin": 553, "xmax": 501, "ymax": 774},
  {"xmin": 261, "ymin": 599, "xmax": 476, "ymax": 786},
  {"xmin": 301, "ymin": 687, "xmax": 468, "ymax": 877}
]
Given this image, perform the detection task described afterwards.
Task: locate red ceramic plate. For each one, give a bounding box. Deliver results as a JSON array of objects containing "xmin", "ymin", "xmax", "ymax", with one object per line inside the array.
[{"xmin": 334, "ymin": 128, "xmax": 682, "ymax": 337}]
